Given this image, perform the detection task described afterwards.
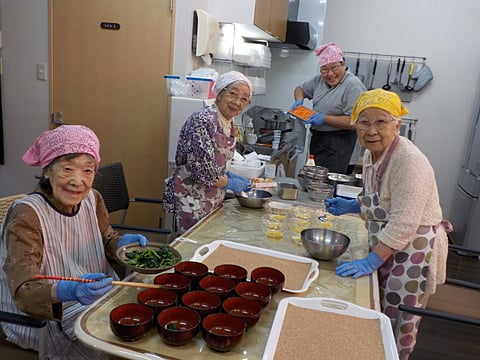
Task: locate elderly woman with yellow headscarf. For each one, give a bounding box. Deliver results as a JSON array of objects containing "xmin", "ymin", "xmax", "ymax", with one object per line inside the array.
[
  {"xmin": 325, "ymin": 89, "xmax": 451, "ymax": 359},
  {"xmin": 0, "ymin": 125, "xmax": 148, "ymax": 359},
  {"xmin": 164, "ymin": 71, "xmax": 252, "ymax": 233}
]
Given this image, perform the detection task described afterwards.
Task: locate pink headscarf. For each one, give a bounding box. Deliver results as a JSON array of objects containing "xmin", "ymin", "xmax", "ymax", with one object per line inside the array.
[
  {"xmin": 212, "ymin": 70, "xmax": 253, "ymax": 98},
  {"xmin": 314, "ymin": 42, "xmax": 344, "ymax": 67},
  {"xmin": 22, "ymin": 125, "xmax": 101, "ymax": 168}
]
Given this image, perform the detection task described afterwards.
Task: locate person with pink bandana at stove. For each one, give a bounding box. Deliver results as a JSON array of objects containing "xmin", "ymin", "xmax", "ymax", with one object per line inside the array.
[
  {"xmin": 0, "ymin": 125, "xmax": 147, "ymax": 359},
  {"xmin": 291, "ymin": 42, "xmax": 366, "ymax": 174}
]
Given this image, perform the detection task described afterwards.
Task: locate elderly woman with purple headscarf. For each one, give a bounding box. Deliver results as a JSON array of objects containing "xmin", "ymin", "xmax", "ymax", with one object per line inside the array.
[
  {"xmin": 291, "ymin": 42, "xmax": 366, "ymax": 174},
  {"xmin": 0, "ymin": 125, "xmax": 147, "ymax": 359},
  {"xmin": 164, "ymin": 71, "xmax": 253, "ymax": 233}
]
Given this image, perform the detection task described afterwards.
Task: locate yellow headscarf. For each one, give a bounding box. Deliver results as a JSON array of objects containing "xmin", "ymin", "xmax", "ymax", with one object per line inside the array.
[{"xmin": 351, "ymin": 89, "xmax": 409, "ymax": 123}]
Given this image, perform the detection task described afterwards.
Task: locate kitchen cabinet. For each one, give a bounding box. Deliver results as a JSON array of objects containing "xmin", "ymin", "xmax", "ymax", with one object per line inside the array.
[{"xmin": 253, "ymin": 0, "xmax": 288, "ymax": 42}]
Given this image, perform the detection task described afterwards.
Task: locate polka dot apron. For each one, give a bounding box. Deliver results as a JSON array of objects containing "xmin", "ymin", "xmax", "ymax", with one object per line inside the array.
[{"xmin": 359, "ymin": 135, "xmax": 435, "ymax": 357}]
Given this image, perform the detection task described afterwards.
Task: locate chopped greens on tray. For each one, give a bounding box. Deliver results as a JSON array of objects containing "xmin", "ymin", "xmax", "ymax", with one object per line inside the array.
[{"xmin": 125, "ymin": 246, "xmax": 178, "ymax": 269}]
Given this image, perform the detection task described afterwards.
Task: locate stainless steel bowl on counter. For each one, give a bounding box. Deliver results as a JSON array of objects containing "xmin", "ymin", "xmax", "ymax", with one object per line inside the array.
[
  {"xmin": 301, "ymin": 228, "xmax": 350, "ymax": 260},
  {"xmin": 327, "ymin": 172, "xmax": 355, "ymax": 185},
  {"xmin": 297, "ymin": 165, "xmax": 329, "ymax": 191},
  {"xmin": 235, "ymin": 189, "xmax": 272, "ymax": 209}
]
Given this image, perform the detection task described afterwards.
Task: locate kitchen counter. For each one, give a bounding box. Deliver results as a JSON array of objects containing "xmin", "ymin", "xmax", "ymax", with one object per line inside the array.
[{"xmin": 75, "ymin": 191, "xmax": 378, "ymax": 359}]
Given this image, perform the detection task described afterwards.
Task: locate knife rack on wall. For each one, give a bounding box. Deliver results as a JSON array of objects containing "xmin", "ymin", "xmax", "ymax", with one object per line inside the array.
[{"xmin": 344, "ymin": 51, "xmax": 429, "ymax": 102}]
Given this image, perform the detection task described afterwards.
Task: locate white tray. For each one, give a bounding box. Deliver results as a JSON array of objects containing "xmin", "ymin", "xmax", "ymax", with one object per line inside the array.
[
  {"xmin": 190, "ymin": 240, "xmax": 319, "ymax": 293},
  {"xmin": 262, "ymin": 297, "xmax": 399, "ymax": 360}
]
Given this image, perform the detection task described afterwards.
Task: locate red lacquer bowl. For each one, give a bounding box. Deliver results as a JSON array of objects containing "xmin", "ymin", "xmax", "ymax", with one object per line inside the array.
[
  {"xmin": 201, "ymin": 313, "xmax": 245, "ymax": 352},
  {"xmin": 110, "ymin": 303, "xmax": 154, "ymax": 341},
  {"xmin": 250, "ymin": 266, "xmax": 285, "ymax": 295},
  {"xmin": 156, "ymin": 306, "xmax": 201, "ymax": 346},
  {"xmin": 199, "ymin": 275, "xmax": 236, "ymax": 300},
  {"xmin": 182, "ymin": 290, "xmax": 222, "ymax": 319},
  {"xmin": 222, "ymin": 296, "xmax": 262, "ymax": 330},
  {"xmin": 234, "ymin": 281, "xmax": 272, "ymax": 308}
]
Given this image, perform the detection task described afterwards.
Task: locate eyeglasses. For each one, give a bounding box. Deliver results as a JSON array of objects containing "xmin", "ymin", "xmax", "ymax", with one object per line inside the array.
[
  {"xmin": 355, "ymin": 118, "xmax": 397, "ymax": 131},
  {"xmin": 320, "ymin": 63, "xmax": 343, "ymax": 75},
  {"xmin": 224, "ymin": 89, "xmax": 250, "ymax": 105}
]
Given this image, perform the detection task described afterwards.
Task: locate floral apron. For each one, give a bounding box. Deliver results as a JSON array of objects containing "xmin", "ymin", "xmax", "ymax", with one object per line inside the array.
[
  {"xmin": 359, "ymin": 136, "xmax": 435, "ymax": 357},
  {"xmin": 173, "ymin": 125, "xmax": 235, "ymax": 233}
]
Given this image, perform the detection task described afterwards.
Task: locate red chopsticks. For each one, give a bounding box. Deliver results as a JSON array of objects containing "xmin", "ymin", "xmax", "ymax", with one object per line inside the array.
[
  {"xmin": 35, "ymin": 275, "xmax": 161, "ymax": 289},
  {"xmin": 36, "ymin": 275, "xmax": 96, "ymax": 283}
]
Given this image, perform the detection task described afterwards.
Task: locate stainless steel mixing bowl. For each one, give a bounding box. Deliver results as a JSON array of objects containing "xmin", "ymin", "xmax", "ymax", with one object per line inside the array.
[
  {"xmin": 235, "ymin": 189, "xmax": 272, "ymax": 209},
  {"xmin": 301, "ymin": 228, "xmax": 350, "ymax": 260}
]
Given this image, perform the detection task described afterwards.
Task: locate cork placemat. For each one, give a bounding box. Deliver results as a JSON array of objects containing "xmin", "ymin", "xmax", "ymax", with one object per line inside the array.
[
  {"xmin": 272, "ymin": 303, "xmax": 386, "ymax": 360},
  {"xmin": 200, "ymin": 244, "xmax": 313, "ymax": 291}
]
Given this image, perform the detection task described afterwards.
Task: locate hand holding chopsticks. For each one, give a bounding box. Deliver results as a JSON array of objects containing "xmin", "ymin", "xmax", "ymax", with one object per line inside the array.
[{"xmin": 36, "ymin": 274, "xmax": 161, "ymax": 289}]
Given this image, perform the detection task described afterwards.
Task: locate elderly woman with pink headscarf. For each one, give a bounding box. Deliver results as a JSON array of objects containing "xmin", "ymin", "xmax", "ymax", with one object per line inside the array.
[
  {"xmin": 164, "ymin": 71, "xmax": 252, "ymax": 233},
  {"xmin": 0, "ymin": 125, "xmax": 147, "ymax": 359},
  {"xmin": 291, "ymin": 42, "xmax": 366, "ymax": 174}
]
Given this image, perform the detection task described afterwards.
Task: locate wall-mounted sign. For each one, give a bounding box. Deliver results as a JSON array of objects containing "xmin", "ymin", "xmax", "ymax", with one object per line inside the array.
[{"xmin": 100, "ymin": 22, "xmax": 120, "ymax": 31}]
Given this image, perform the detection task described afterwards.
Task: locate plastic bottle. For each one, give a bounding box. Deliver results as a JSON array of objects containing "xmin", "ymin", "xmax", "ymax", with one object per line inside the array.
[{"xmin": 306, "ymin": 154, "xmax": 316, "ymax": 166}]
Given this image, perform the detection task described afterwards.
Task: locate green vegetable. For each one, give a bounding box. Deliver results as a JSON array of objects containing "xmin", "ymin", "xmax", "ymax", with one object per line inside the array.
[
  {"xmin": 125, "ymin": 246, "xmax": 177, "ymax": 269},
  {"xmin": 166, "ymin": 323, "xmax": 177, "ymax": 331}
]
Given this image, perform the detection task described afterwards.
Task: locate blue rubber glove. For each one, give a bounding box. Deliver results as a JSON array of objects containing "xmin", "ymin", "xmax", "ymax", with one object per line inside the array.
[
  {"xmin": 290, "ymin": 99, "xmax": 304, "ymax": 110},
  {"xmin": 56, "ymin": 273, "xmax": 113, "ymax": 305},
  {"xmin": 335, "ymin": 252, "xmax": 384, "ymax": 279},
  {"xmin": 224, "ymin": 172, "xmax": 250, "ymax": 193},
  {"xmin": 304, "ymin": 113, "xmax": 325, "ymax": 126},
  {"xmin": 117, "ymin": 233, "xmax": 148, "ymax": 248},
  {"xmin": 226, "ymin": 171, "xmax": 245, "ymax": 181},
  {"xmin": 325, "ymin": 198, "xmax": 360, "ymax": 216}
]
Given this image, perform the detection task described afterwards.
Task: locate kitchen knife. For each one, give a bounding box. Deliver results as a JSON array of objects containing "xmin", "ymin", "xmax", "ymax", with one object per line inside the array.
[{"xmin": 368, "ymin": 59, "xmax": 377, "ymax": 89}]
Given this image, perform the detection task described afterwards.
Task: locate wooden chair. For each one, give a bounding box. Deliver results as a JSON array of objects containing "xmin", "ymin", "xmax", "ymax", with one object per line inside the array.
[
  {"xmin": 393, "ymin": 244, "xmax": 480, "ymax": 339},
  {"xmin": 0, "ymin": 194, "xmax": 47, "ymax": 329},
  {"xmin": 92, "ymin": 162, "xmax": 171, "ymax": 235}
]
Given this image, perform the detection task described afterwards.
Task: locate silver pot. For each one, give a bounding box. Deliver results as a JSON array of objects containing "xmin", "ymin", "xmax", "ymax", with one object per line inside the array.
[{"xmin": 260, "ymin": 109, "xmax": 294, "ymax": 131}]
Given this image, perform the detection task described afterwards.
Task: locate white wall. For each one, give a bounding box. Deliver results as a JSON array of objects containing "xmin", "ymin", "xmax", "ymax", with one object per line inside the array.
[
  {"xmin": 0, "ymin": 0, "xmax": 49, "ymax": 196},
  {"xmin": 322, "ymin": 0, "xmax": 480, "ymax": 222}
]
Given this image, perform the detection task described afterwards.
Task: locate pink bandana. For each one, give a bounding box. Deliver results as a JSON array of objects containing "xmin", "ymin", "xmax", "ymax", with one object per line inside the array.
[
  {"xmin": 22, "ymin": 125, "xmax": 101, "ymax": 168},
  {"xmin": 314, "ymin": 42, "xmax": 344, "ymax": 66}
]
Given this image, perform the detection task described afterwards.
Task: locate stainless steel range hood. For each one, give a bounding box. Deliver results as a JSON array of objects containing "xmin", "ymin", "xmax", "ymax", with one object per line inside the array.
[
  {"xmin": 269, "ymin": 0, "xmax": 317, "ymax": 50},
  {"xmin": 283, "ymin": 20, "xmax": 317, "ymax": 50}
]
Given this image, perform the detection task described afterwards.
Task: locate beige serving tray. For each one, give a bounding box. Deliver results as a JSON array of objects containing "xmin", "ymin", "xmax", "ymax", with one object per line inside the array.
[
  {"xmin": 190, "ymin": 240, "xmax": 319, "ymax": 293},
  {"xmin": 262, "ymin": 297, "xmax": 399, "ymax": 360}
]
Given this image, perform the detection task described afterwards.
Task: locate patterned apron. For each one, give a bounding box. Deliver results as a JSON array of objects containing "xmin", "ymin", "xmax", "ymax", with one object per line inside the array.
[
  {"xmin": 359, "ymin": 193, "xmax": 435, "ymax": 356},
  {"xmin": 359, "ymin": 136, "xmax": 435, "ymax": 357},
  {"xmin": 173, "ymin": 124, "xmax": 235, "ymax": 233}
]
